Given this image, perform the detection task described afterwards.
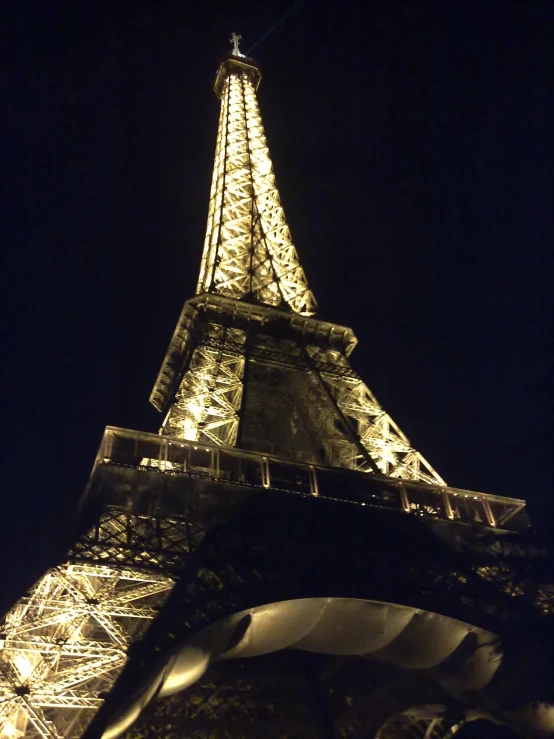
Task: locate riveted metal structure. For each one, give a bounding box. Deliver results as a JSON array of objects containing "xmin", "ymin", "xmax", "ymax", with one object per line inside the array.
[{"xmin": 1, "ymin": 39, "xmax": 553, "ymax": 739}]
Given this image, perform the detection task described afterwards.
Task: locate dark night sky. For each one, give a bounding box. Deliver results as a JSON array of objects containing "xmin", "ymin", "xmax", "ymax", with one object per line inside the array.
[{"xmin": 2, "ymin": 0, "xmax": 553, "ymax": 656}]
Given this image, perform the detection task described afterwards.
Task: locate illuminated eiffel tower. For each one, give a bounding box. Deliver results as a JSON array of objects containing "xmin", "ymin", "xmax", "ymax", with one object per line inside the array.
[{"xmin": 1, "ymin": 36, "xmax": 552, "ymax": 739}]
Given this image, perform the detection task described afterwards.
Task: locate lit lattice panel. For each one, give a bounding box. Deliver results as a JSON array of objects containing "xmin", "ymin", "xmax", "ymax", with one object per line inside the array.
[
  {"xmin": 0, "ymin": 517, "xmax": 174, "ymax": 739},
  {"xmin": 163, "ymin": 325, "xmax": 246, "ymax": 446},
  {"xmin": 197, "ymin": 69, "xmax": 317, "ymax": 316},
  {"xmin": 307, "ymin": 346, "xmax": 445, "ymax": 485}
]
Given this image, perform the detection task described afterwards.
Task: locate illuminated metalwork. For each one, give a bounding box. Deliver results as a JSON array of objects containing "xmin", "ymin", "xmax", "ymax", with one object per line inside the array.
[
  {"xmin": 306, "ymin": 345, "xmax": 444, "ymax": 484},
  {"xmin": 1, "ymin": 41, "xmax": 550, "ymax": 739},
  {"xmin": 163, "ymin": 54, "xmax": 444, "ymax": 486},
  {"xmin": 163, "ymin": 325, "xmax": 246, "ymax": 445},
  {"xmin": 90, "ymin": 427, "xmax": 531, "ymax": 532},
  {"xmin": 197, "ymin": 58, "xmax": 317, "ymax": 316},
  {"xmin": 159, "ymin": 307, "xmax": 445, "ymax": 483},
  {"xmin": 0, "ymin": 543, "xmax": 173, "ymax": 739}
]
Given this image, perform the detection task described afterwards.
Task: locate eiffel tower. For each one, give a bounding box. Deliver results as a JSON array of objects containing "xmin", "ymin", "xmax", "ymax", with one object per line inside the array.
[{"xmin": 1, "ymin": 36, "xmax": 552, "ymax": 739}]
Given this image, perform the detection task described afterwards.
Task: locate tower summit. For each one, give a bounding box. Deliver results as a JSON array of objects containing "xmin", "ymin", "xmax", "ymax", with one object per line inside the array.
[{"xmin": 1, "ymin": 38, "xmax": 548, "ymax": 739}]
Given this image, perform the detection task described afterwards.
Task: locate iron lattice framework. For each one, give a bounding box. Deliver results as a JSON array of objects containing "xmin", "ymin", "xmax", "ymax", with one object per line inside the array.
[
  {"xmin": 159, "ymin": 300, "xmax": 446, "ymax": 483},
  {"xmin": 0, "ymin": 527, "xmax": 174, "ymax": 739},
  {"xmin": 163, "ymin": 324, "xmax": 246, "ymax": 446},
  {"xmin": 196, "ymin": 58, "xmax": 316, "ymax": 316},
  {"xmin": 159, "ymin": 52, "xmax": 446, "ymax": 485},
  {"xmin": 1, "ymin": 41, "xmax": 552, "ymax": 739}
]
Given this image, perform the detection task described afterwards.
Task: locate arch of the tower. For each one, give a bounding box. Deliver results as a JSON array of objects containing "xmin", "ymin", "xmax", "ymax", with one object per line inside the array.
[
  {"xmin": 101, "ymin": 598, "xmax": 554, "ymax": 739},
  {"xmin": 1, "ymin": 431, "xmax": 545, "ymax": 739},
  {"xmin": 70, "ymin": 454, "xmax": 551, "ymax": 739}
]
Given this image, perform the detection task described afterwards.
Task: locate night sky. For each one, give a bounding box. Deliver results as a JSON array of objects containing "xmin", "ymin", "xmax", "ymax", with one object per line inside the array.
[{"xmin": 2, "ymin": 0, "xmax": 553, "ymax": 720}]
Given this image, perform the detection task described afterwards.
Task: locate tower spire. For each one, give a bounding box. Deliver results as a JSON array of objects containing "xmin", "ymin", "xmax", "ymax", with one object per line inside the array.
[{"xmin": 196, "ymin": 48, "xmax": 317, "ymax": 316}]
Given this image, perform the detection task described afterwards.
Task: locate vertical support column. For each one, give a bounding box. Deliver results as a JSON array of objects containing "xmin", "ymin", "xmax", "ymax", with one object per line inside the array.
[
  {"xmin": 261, "ymin": 456, "xmax": 271, "ymax": 489},
  {"xmin": 236, "ymin": 334, "xmax": 251, "ymax": 449},
  {"xmin": 309, "ymin": 465, "xmax": 319, "ymax": 497},
  {"xmin": 481, "ymin": 499, "xmax": 496, "ymax": 528},
  {"xmin": 210, "ymin": 448, "xmax": 220, "ymax": 479},
  {"xmin": 441, "ymin": 488, "xmax": 454, "ymax": 519},
  {"xmin": 398, "ymin": 482, "xmax": 410, "ymax": 513},
  {"xmin": 102, "ymin": 428, "xmax": 114, "ymax": 461},
  {"xmin": 159, "ymin": 437, "xmax": 169, "ymax": 472}
]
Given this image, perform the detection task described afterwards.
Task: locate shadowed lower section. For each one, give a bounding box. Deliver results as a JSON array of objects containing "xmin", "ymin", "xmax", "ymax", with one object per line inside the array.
[{"xmin": 101, "ymin": 598, "xmax": 554, "ymax": 739}]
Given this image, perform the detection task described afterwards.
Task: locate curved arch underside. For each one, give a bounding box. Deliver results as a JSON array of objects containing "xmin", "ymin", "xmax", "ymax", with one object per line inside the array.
[{"xmin": 103, "ymin": 598, "xmax": 554, "ymax": 739}]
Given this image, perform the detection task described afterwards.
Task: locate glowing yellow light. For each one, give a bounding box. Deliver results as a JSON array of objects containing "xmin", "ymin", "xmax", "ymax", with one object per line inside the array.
[
  {"xmin": 182, "ymin": 418, "xmax": 198, "ymax": 441},
  {"xmin": 197, "ymin": 69, "xmax": 316, "ymax": 316},
  {"xmin": 13, "ymin": 653, "xmax": 34, "ymax": 680},
  {"xmin": 2, "ymin": 720, "xmax": 22, "ymax": 739}
]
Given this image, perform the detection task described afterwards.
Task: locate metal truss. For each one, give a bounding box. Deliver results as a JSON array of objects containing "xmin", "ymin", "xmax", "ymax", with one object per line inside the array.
[
  {"xmin": 0, "ymin": 515, "xmax": 175, "ymax": 739},
  {"xmin": 161, "ymin": 319, "xmax": 444, "ymax": 484},
  {"xmin": 197, "ymin": 64, "xmax": 317, "ymax": 316},
  {"xmin": 162, "ymin": 325, "xmax": 246, "ymax": 446},
  {"xmin": 306, "ymin": 347, "xmax": 445, "ymax": 485},
  {"xmin": 87, "ymin": 427, "xmax": 530, "ymax": 535},
  {"xmin": 161, "ymin": 54, "xmax": 444, "ymax": 484}
]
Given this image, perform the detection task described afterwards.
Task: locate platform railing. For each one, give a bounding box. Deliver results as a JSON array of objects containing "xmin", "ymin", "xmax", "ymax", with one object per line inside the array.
[{"xmin": 90, "ymin": 426, "xmax": 529, "ymax": 533}]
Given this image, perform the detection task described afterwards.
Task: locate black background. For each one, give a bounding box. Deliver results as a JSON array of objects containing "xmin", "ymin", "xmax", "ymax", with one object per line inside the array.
[{"xmin": 2, "ymin": 3, "xmax": 553, "ymax": 733}]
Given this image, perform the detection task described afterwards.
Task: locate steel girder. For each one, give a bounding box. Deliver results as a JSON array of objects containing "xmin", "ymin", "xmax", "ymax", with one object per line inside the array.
[
  {"xmin": 0, "ymin": 516, "xmax": 176, "ymax": 739},
  {"xmin": 163, "ymin": 325, "xmax": 246, "ymax": 446},
  {"xmin": 159, "ymin": 312, "xmax": 445, "ymax": 485}
]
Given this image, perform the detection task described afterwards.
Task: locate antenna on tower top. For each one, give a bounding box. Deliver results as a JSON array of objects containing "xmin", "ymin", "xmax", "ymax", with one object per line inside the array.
[{"xmin": 230, "ymin": 32, "xmax": 243, "ymax": 57}]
